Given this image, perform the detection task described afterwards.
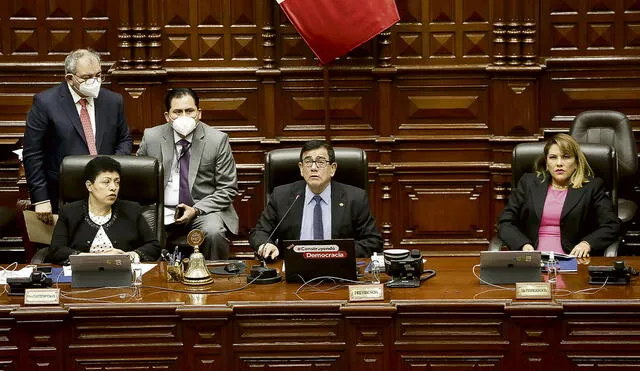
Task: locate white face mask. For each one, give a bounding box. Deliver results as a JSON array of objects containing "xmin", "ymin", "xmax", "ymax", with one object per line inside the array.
[
  {"xmin": 78, "ymin": 78, "xmax": 101, "ymax": 98},
  {"xmin": 171, "ymin": 116, "xmax": 197, "ymax": 137}
]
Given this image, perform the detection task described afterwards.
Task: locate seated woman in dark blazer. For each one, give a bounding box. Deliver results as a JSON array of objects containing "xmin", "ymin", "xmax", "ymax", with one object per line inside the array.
[
  {"xmin": 498, "ymin": 133, "xmax": 620, "ymax": 258},
  {"xmin": 46, "ymin": 156, "xmax": 161, "ymax": 264}
]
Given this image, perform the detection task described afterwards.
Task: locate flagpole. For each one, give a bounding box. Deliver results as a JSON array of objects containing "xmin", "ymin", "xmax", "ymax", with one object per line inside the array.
[{"xmin": 323, "ymin": 64, "xmax": 331, "ymax": 141}]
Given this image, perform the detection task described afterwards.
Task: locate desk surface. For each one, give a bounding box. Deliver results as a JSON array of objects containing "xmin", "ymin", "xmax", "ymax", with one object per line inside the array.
[
  {"xmin": 3, "ymin": 256, "xmax": 640, "ymax": 371},
  {"xmin": 3, "ymin": 256, "xmax": 638, "ymax": 305}
]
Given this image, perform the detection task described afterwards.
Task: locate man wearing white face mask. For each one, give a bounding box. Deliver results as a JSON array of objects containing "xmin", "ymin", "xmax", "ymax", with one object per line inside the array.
[
  {"xmin": 23, "ymin": 49, "xmax": 133, "ymax": 224},
  {"xmin": 137, "ymin": 88, "xmax": 239, "ymax": 260}
]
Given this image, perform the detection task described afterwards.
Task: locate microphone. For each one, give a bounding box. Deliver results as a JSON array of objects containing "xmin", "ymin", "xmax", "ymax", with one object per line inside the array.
[
  {"xmin": 248, "ymin": 193, "xmax": 300, "ymax": 285},
  {"xmin": 259, "ymin": 193, "xmax": 301, "ymax": 262}
]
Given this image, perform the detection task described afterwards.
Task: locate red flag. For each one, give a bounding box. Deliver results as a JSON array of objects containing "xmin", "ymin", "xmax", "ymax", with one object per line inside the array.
[{"xmin": 278, "ymin": 0, "xmax": 400, "ymax": 64}]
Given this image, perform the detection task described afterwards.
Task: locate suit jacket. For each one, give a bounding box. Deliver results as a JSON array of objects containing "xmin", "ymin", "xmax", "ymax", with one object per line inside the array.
[
  {"xmin": 498, "ymin": 173, "xmax": 620, "ymax": 254},
  {"xmin": 137, "ymin": 122, "xmax": 239, "ymax": 233},
  {"xmin": 46, "ymin": 199, "xmax": 161, "ymax": 265},
  {"xmin": 249, "ymin": 180, "xmax": 383, "ymax": 258},
  {"xmin": 23, "ymin": 82, "xmax": 132, "ymax": 207}
]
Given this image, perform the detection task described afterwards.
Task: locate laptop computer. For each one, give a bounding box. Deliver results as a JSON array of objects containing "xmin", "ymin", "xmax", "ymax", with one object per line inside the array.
[
  {"xmin": 69, "ymin": 254, "xmax": 132, "ymax": 288},
  {"xmin": 282, "ymin": 239, "xmax": 358, "ymax": 283},
  {"xmin": 479, "ymin": 251, "xmax": 542, "ymax": 284}
]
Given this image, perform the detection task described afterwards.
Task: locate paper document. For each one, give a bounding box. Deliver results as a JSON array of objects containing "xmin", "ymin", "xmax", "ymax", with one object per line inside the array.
[
  {"xmin": 164, "ymin": 207, "xmax": 176, "ymax": 225},
  {"xmin": 0, "ymin": 266, "xmax": 34, "ymax": 285},
  {"xmin": 23, "ymin": 210, "xmax": 58, "ymax": 244}
]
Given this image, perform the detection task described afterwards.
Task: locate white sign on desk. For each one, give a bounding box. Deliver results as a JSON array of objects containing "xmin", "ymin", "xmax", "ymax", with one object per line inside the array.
[{"xmin": 24, "ymin": 288, "xmax": 60, "ymax": 305}]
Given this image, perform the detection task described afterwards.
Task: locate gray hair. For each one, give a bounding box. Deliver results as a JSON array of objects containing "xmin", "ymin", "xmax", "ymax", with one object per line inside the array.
[{"xmin": 64, "ymin": 49, "xmax": 101, "ymax": 74}]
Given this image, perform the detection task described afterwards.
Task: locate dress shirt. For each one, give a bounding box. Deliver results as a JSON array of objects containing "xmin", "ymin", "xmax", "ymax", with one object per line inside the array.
[
  {"xmin": 300, "ymin": 184, "xmax": 331, "ymax": 240},
  {"xmin": 164, "ymin": 131, "xmax": 194, "ymax": 207},
  {"xmin": 67, "ymin": 83, "xmax": 96, "ymax": 134}
]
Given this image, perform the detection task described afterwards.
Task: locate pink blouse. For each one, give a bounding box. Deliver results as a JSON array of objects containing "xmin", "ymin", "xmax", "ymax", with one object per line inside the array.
[{"xmin": 537, "ymin": 187, "xmax": 568, "ymax": 254}]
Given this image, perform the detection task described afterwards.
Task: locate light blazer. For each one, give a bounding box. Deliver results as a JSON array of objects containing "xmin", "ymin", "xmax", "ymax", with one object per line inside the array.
[
  {"xmin": 23, "ymin": 82, "xmax": 132, "ymax": 205},
  {"xmin": 46, "ymin": 199, "xmax": 161, "ymax": 265},
  {"xmin": 249, "ymin": 180, "xmax": 383, "ymax": 258},
  {"xmin": 498, "ymin": 173, "xmax": 620, "ymax": 254},
  {"xmin": 137, "ymin": 122, "xmax": 239, "ymax": 233}
]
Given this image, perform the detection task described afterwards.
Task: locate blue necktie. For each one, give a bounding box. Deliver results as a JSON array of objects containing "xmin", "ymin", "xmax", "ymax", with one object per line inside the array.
[
  {"xmin": 178, "ymin": 139, "xmax": 193, "ymax": 206},
  {"xmin": 313, "ymin": 195, "xmax": 323, "ymax": 240}
]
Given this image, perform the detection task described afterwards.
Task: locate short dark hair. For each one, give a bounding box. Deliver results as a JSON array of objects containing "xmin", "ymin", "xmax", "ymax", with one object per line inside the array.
[
  {"xmin": 83, "ymin": 156, "xmax": 121, "ymax": 183},
  {"xmin": 164, "ymin": 88, "xmax": 200, "ymax": 112},
  {"xmin": 299, "ymin": 140, "xmax": 335, "ymax": 163}
]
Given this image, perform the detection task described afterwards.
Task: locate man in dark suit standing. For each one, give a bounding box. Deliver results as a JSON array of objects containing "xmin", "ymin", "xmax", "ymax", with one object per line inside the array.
[
  {"xmin": 23, "ymin": 49, "xmax": 133, "ymax": 223},
  {"xmin": 250, "ymin": 140, "xmax": 383, "ymax": 259}
]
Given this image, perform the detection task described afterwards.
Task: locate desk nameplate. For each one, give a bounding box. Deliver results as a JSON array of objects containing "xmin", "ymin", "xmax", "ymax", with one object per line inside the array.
[
  {"xmin": 516, "ymin": 282, "xmax": 552, "ymax": 299},
  {"xmin": 349, "ymin": 284, "xmax": 384, "ymax": 302},
  {"xmin": 24, "ymin": 288, "xmax": 60, "ymax": 305}
]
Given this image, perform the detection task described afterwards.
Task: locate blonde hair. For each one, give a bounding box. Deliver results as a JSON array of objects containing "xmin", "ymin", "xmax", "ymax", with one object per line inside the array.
[{"xmin": 534, "ymin": 133, "xmax": 593, "ymax": 188}]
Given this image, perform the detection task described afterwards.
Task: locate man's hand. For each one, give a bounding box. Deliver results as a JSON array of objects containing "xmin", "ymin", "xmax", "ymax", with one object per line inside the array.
[
  {"xmin": 570, "ymin": 241, "xmax": 591, "ymax": 258},
  {"xmin": 257, "ymin": 243, "xmax": 279, "ymax": 260},
  {"xmin": 35, "ymin": 201, "xmax": 54, "ymax": 225},
  {"xmin": 174, "ymin": 204, "xmax": 197, "ymax": 224},
  {"xmin": 522, "ymin": 244, "xmax": 535, "ymax": 252}
]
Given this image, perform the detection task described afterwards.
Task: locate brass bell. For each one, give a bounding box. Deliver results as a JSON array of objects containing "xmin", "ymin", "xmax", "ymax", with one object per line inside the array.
[{"xmin": 182, "ymin": 230, "xmax": 213, "ymax": 286}]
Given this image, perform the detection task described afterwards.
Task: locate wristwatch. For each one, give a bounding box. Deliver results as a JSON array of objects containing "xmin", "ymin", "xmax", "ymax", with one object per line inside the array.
[{"xmin": 193, "ymin": 207, "xmax": 202, "ymax": 217}]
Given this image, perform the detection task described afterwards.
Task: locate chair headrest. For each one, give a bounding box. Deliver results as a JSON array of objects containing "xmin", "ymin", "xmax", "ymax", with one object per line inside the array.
[
  {"xmin": 265, "ymin": 147, "xmax": 368, "ymax": 196},
  {"xmin": 571, "ymin": 110, "xmax": 637, "ymax": 177},
  {"xmin": 59, "ymin": 155, "xmax": 161, "ymax": 205},
  {"xmin": 511, "ymin": 142, "xmax": 617, "ymax": 196}
]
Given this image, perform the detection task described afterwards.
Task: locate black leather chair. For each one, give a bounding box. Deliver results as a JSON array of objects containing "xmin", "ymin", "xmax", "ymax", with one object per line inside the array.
[
  {"xmin": 264, "ymin": 147, "xmax": 369, "ymax": 201},
  {"xmin": 570, "ymin": 110, "xmax": 637, "ymax": 223},
  {"xmin": 30, "ymin": 155, "xmax": 164, "ymax": 263},
  {"xmin": 490, "ymin": 142, "xmax": 620, "ymax": 256}
]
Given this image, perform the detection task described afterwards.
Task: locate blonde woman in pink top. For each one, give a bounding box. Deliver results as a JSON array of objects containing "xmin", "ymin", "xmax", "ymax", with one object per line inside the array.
[{"xmin": 498, "ymin": 134, "xmax": 620, "ymax": 258}]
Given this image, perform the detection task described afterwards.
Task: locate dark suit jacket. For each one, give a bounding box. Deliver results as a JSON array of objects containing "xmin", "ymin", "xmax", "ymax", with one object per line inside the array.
[
  {"xmin": 498, "ymin": 173, "xmax": 620, "ymax": 254},
  {"xmin": 249, "ymin": 180, "xmax": 383, "ymax": 258},
  {"xmin": 46, "ymin": 199, "xmax": 160, "ymax": 265},
  {"xmin": 23, "ymin": 82, "xmax": 132, "ymax": 208}
]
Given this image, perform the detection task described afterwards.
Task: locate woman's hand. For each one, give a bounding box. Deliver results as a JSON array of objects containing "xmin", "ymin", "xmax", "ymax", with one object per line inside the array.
[
  {"xmin": 522, "ymin": 244, "xmax": 535, "ymax": 251},
  {"xmin": 570, "ymin": 241, "xmax": 591, "ymax": 258},
  {"xmin": 99, "ymin": 248, "xmax": 127, "ymax": 255}
]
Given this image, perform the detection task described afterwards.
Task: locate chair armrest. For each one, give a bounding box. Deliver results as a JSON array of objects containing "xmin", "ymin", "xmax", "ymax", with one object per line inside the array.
[
  {"xmin": 488, "ymin": 236, "xmax": 507, "ymax": 251},
  {"xmin": 603, "ymin": 238, "xmax": 620, "ymax": 257},
  {"xmin": 30, "ymin": 247, "xmax": 49, "ymax": 264}
]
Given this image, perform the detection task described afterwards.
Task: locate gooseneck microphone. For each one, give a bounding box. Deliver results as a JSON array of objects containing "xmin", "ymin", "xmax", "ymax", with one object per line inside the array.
[
  {"xmin": 259, "ymin": 193, "xmax": 301, "ymax": 261},
  {"xmin": 249, "ymin": 193, "xmax": 301, "ymax": 284}
]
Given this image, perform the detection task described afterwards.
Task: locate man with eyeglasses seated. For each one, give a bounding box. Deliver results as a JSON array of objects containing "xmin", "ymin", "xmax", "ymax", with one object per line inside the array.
[
  {"xmin": 137, "ymin": 88, "xmax": 239, "ymax": 260},
  {"xmin": 23, "ymin": 48, "xmax": 132, "ymax": 224},
  {"xmin": 250, "ymin": 140, "xmax": 383, "ymax": 260}
]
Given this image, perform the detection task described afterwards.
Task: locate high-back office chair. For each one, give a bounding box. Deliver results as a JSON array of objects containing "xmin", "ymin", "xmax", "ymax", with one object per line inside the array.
[
  {"xmin": 264, "ymin": 147, "xmax": 369, "ymax": 202},
  {"xmin": 29, "ymin": 155, "xmax": 164, "ymax": 263},
  {"xmin": 570, "ymin": 110, "xmax": 637, "ymax": 223},
  {"xmin": 490, "ymin": 142, "xmax": 620, "ymax": 256}
]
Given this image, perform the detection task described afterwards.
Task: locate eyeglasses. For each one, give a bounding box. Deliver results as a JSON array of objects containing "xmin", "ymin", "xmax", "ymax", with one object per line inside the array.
[
  {"xmin": 302, "ymin": 157, "xmax": 330, "ymax": 168},
  {"xmin": 70, "ymin": 73, "xmax": 102, "ymax": 85}
]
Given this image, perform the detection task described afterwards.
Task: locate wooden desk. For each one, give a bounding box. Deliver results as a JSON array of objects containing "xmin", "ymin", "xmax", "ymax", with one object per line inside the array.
[{"xmin": 1, "ymin": 257, "xmax": 640, "ymax": 370}]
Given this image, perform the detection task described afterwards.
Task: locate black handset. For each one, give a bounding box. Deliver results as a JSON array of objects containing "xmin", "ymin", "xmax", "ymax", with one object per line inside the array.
[{"xmin": 174, "ymin": 206, "xmax": 185, "ymax": 220}]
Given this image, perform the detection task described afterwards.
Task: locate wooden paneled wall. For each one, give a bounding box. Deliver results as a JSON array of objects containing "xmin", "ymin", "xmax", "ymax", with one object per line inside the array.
[{"xmin": 0, "ymin": 0, "xmax": 638, "ymax": 253}]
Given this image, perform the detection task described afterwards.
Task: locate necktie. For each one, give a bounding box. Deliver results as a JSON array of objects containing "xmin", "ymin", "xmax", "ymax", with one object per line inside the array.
[
  {"xmin": 79, "ymin": 99, "xmax": 97, "ymax": 155},
  {"xmin": 313, "ymin": 195, "xmax": 323, "ymax": 240},
  {"xmin": 178, "ymin": 139, "xmax": 193, "ymax": 206}
]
